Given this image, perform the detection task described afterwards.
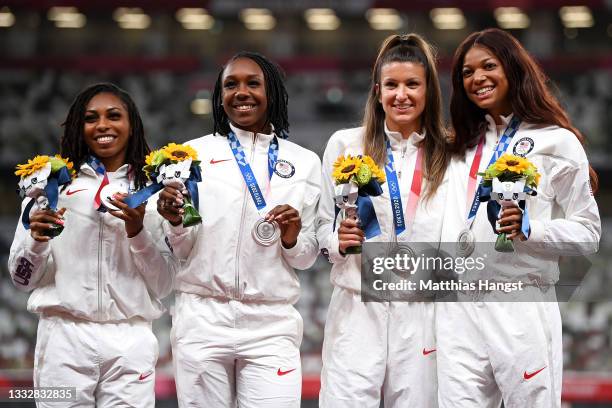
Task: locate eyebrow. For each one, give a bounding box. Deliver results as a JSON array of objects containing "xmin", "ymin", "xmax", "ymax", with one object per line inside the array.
[
  {"xmin": 85, "ymin": 106, "xmax": 122, "ymax": 113},
  {"xmin": 381, "ymin": 76, "xmax": 422, "ymax": 81},
  {"xmin": 464, "ymin": 57, "xmax": 496, "ymax": 67},
  {"xmin": 223, "ymin": 74, "xmax": 263, "ymax": 80}
]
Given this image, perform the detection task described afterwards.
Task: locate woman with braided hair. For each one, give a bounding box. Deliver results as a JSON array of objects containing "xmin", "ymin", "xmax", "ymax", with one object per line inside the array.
[
  {"xmin": 157, "ymin": 52, "xmax": 321, "ymax": 407},
  {"xmin": 9, "ymin": 83, "xmax": 174, "ymax": 407}
]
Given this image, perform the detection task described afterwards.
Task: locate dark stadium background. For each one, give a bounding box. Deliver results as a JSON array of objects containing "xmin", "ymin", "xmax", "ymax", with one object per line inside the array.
[{"xmin": 0, "ymin": 1, "xmax": 610, "ymax": 406}]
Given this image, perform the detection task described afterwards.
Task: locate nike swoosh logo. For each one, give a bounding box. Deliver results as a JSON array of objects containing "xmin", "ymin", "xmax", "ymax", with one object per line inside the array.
[
  {"xmin": 523, "ymin": 366, "xmax": 546, "ymax": 380},
  {"xmin": 210, "ymin": 158, "xmax": 232, "ymax": 164},
  {"xmin": 139, "ymin": 371, "xmax": 154, "ymax": 381},
  {"xmin": 422, "ymin": 348, "xmax": 436, "ymax": 356},
  {"xmin": 66, "ymin": 188, "xmax": 88, "ymax": 196},
  {"xmin": 277, "ymin": 368, "xmax": 296, "ymax": 376}
]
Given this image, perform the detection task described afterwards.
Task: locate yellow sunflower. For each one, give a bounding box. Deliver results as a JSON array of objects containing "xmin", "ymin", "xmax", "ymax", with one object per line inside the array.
[
  {"xmin": 145, "ymin": 149, "xmax": 170, "ymax": 167},
  {"xmin": 494, "ymin": 154, "xmax": 529, "ymax": 174},
  {"xmin": 163, "ymin": 143, "xmax": 198, "ymax": 162},
  {"xmin": 15, "ymin": 155, "xmax": 50, "ymax": 177},
  {"xmin": 362, "ymin": 155, "xmax": 386, "ymax": 184},
  {"xmin": 332, "ymin": 154, "xmax": 362, "ymax": 184}
]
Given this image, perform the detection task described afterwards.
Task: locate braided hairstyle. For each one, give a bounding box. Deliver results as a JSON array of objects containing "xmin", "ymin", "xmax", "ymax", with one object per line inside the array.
[
  {"xmin": 212, "ymin": 51, "xmax": 289, "ymax": 139},
  {"xmin": 60, "ymin": 83, "xmax": 150, "ymax": 189}
]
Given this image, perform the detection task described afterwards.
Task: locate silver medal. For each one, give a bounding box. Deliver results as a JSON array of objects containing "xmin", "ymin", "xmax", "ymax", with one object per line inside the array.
[
  {"xmin": 100, "ymin": 182, "xmax": 129, "ymax": 211},
  {"xmin": 388, "ymin": 243, "xmax": 416, "ymax": 278},
  {"xmin": 252, "ymin": 218, "xmax": 280, "ymax": 246},
  {"xmin": 456, "ymin": 229, "xmax": 476, "ymax": 257}
]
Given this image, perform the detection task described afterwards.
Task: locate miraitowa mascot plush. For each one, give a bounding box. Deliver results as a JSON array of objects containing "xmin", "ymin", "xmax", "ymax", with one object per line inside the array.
[
  {"xmin": 481, "ymin": 177, "xmax": 537, "ymax": 252},
  {"xmin": 16, "ymin": 155, "xmax": 73, "ymax": 237}
]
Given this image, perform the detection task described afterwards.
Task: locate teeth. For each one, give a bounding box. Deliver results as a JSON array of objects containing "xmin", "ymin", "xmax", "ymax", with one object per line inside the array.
[
  {"xmin": 476, "ymin": 87, "xmax": 494, "ymax": 95},
  {"xmin": 394, "ymin": 105, "xmax": 413, "ymax": 108},
  {"xmin": 236, "ymin": 105, "xmax": 255, "ymax": 111},
  {"xmin": 96, "ymin": 136, "xmax": 115, "ymax": 144}
]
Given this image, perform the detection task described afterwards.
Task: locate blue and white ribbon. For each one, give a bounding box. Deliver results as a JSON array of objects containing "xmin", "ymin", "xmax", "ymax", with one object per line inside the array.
[
  {"xmin": 228, "ymin": 131, "xmax": 279, "ymax": 212},
  {"xmin": 466, "ymin": 116, "xmax": 522, "ymax": 228},
  {"xmin": 384, "ymin": 139, "xmax": 406, "ymax": 236}
]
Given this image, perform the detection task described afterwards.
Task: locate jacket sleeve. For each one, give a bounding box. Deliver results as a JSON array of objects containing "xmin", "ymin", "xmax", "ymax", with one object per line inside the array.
[
  {"xmin": 281, "ymin": 151, "xmax": 321, "ymax": 270},
  {"xmin": 316, "ymin": 132, "xmax": 349, "ymax": 265},
  {"xmin": 523, "ymin": 137, "xmax": 601, "ymax": 256},
  {"xmin": 129, "ymin": 198, "xmax": 178, "ymax": 299},
  {"xmin": 162, "ymin": 219, "xmax": 199, "ymax": 261},
  {"xmin": 8, "ymin": 199, "xmax": 53, "ymax": 292}
]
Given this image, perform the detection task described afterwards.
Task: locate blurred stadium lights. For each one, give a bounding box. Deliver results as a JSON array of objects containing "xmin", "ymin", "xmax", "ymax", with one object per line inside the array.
[
  {"xmin": 113, "ymin": 7, "xmax": 151, "ymax": 30},
  {"xmin": 176, "ymin": 8, "xmax": 215, "ymax": 30},
  {"xmin": 191, "ymin": 90, "xmax": 212, "ymax": 115},
  {"xmin": 304, "ymin": 8, "xmax": 340, "ymax": 31},
  {"xmin": 240, "ymin": 8, "xmax": 276, "ymax": 30},
  {"xmin": 366, "ymin": 8, "xmax": 403, "ymax": 31},
  {"xmin": 430, "ymin": 8, "xmax": 466, "ymax": 30},
  {"xmin": 47, "ymin": 6, "xmax": 86, "ymax": 28},
  {"xmin": 494, "ymin": 7, "xmax": 530, "ymax": 30},
  {"xmin": 191, "ymin": 98, "xmax": 212, "ymax": 115},
  {"xmin": 325, "ymin": 86, "xmax": 343, "ymax": 104},
  {"xmin": 559, "ymin": 6, "xmax": 594, "ymax": 28},
  {"xmin": 0, "ymin": 7, "xmax": 15, "ymax": 27}
]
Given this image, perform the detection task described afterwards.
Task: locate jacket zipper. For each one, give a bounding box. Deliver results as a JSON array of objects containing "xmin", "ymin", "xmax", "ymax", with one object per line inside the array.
[
  {"xmin": 97, "ymin": 216, "xmax": 104, "ymax": 320},
  {"xmin": 234, "ymin": 132, "xmax": 257, "ymax": 299}
]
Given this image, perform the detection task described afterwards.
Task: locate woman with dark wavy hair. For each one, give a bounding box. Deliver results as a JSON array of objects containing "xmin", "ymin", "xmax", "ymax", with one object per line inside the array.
[{"xmin": 436, "ymin": 28, "xmax": 600, "ymax": 408}]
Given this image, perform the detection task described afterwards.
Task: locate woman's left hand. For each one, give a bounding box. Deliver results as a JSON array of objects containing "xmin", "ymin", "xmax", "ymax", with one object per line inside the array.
[
  {"xmin": 108, "ymin": 193, "xmax": 146, "ymax": 238},
  {"xmin": 266, "ymin": 204, "xmax": 301, "ymax": 249},
  {"xmin": 497, "ymin": 205, "xmax": 526, "ymax": 241}
]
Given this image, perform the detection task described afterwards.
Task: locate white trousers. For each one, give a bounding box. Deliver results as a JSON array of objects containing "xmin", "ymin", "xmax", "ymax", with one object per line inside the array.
[
  {"xmin": 436, "ymin": 299, "xmax": 562, "ymax": 408},
  {"xmin": 34, "ymin": 314, "xmax": 158, "ymax": 407},
  {"xmin": 171, "ymin": 293, "xmax": 303, "ymax": 408},
  {"xmin": 319, "ymin": 287, "xmax": 438, "ymax": 408}
]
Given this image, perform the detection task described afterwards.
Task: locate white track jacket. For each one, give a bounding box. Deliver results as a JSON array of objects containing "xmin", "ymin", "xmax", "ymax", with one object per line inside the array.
[
  {"xmin": 317, "ymin": 126, "xmax": 448, "ymax": 292},
  {"xmin": 442, "ymin": 114, "xmax": 601, "ymax": 284},
  {"xmin": 8, "ymin": 163, "xmax": 174, "ymax": 322},
  {"xmin": 165, "ymin": 125, "xmax": 321, "ymax": 304}
]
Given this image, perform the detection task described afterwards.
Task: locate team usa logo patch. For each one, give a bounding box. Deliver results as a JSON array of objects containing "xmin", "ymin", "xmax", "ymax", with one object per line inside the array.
[
  {"xmin": 512, "ymin": 137, "xmax": 535, "ymax": 157},
  {"xmin": 274, "ymin": 160, "xmax": 295, "ymax": 178}
]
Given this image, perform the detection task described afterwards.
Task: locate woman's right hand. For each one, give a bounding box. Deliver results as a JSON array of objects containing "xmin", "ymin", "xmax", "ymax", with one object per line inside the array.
[
  {"xmin": 157, "ymin": 186, "xmax": 184, "ymax": 226},
  {"xmin": 29, "ymin": 208, "xmax": 66, "ymax": 242},
  {"xmin": 338, "ymin": 217, "xmax": 365, "ymax": 255}
]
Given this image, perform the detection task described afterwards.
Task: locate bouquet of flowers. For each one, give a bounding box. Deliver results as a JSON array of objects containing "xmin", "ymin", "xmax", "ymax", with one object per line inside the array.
[
  {"xmin": 479, "ymin": 154, "xmax": 540, "ymax": 252},
  {"xmin": 332, "ymin": 154, "xmax": 386, "ymax": 254},
  {"xmin": 15, "ymin": 154, "xmax": 75, "ymax": 237},
  {"xmin": 126, "ymin": 143, "xmax": 202, "ymax": 227}
]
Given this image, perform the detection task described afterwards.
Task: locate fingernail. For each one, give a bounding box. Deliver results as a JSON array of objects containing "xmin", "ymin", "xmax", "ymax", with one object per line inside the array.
[
  {"xmin": 179, "ymin": 209, "xmax": 184, "ymax": 215},
  {"xmin": 176, "ymin": 199, "xmax": 184, "ymax": 206},
  {"xmin": 56, "ymin": 219, "xmax": 65, "ymax": 225},
  {"xmin": 182, "ymin": 189, "xmax": 188, "ymax": 195}
]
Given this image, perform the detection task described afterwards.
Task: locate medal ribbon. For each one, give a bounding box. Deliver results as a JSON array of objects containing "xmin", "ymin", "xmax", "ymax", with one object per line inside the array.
[
  {"xmin": 228, "ymin": 132, "xmax": 279, "ymax": 212},
  {"xmin": 87, "ymin": 156, "xmax": 110, "ymax": 213},
  {"xmin": 465, "ymin": 116, "xmax": 521, "ymax": 228},
  {"xmin": 384, "ymin": 138, "xmax": 423, "ymax": 236}
]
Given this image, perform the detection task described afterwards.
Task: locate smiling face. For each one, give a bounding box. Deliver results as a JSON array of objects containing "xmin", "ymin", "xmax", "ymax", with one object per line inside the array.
[
  {"xmin": 377, "ymin": 61, "xmax": 427, "ymax": 138},
  {"xmin": 461, "ymin": 45, "xmax": 511, "ymax": 121},
  {"xmin": 83, "ymin": 92, "xmax": 130, "ymax": 171},
  {"xmin": 221, "ymin": 57, "xmax": 270, "ymax": 134}
]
